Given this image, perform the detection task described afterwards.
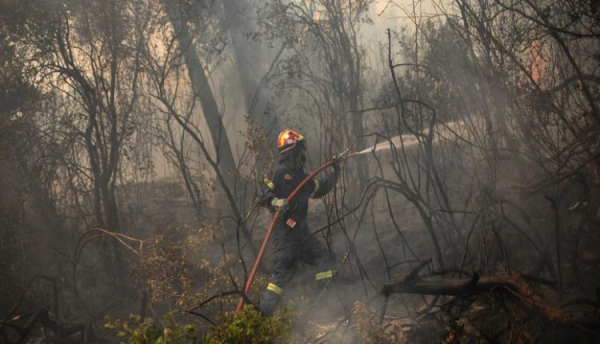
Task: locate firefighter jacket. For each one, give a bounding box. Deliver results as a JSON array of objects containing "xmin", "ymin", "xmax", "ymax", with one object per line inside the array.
[{"xmin": 260, "ymin": 162, "xmax": 338, "ymax": 240}]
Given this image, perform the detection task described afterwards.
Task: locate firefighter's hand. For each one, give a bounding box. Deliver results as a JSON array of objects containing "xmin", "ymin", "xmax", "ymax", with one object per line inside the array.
[
  {"xmin": 331, "ymin": 155, "xmax": 343, "ymax": 174},
  {"xmin": 271, "ymin": 198, "xmax": 289, "ymax": 213},
  {"xmin": 332, "ymin": 157, "xmax": 342, "ymax": 171}
]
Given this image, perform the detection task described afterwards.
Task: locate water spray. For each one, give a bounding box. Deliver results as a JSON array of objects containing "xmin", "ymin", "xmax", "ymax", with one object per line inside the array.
[{"xmin": 353, "ymin": 117, "xmax": 468, "ymax": 155}]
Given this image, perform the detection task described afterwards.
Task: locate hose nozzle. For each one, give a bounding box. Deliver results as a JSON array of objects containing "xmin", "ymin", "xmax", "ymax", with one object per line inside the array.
[{"xmin": 331, "ymin": 149, "xmax": 350, "ymax": 163}]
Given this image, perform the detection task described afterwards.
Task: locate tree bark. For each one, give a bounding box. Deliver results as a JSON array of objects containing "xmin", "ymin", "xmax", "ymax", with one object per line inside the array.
[
  {"xmin": 221, "ymin": 0, "xmax": 281, "ymax": 174},
  {"xmin": 163, "ymin": 0, "xmax": 237, "ymax": 190}
]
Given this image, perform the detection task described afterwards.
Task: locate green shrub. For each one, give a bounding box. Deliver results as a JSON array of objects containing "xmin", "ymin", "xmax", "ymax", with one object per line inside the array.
[
  {"xmin": 105, "ymin": 306, "xmax": 293, "ymax": 344},
  {"xmin": 105, "ymin": 314, "xmax": 198, "ymax": 344},
  {"xmin": 203, "ymin": 305, "xmax": 293, "ymax": 344}
]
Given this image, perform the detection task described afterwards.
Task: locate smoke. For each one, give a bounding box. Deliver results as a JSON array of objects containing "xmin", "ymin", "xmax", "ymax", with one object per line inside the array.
[
  {"xmin": 3, "ymin": 0, "xmax": 599, "ymax": 342},
  {"xmin": 357, "ymin": 117, "xmax": 470, "ymax": 155}
]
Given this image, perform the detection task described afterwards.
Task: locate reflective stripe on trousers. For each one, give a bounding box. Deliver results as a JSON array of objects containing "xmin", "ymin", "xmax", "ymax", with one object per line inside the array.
[
  {"xmin": 315, "ymin": 270, "xmax": 333, "ymax": 281},
  {"xmin": 267, "ymin": 283, "xmax": 283, "ymax": 295}
]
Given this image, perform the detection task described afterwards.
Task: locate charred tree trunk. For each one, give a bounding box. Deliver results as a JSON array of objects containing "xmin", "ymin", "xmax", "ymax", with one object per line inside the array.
[
  {"xmin": 221, "ymin": 0, "xmax": 281, "ymax": 175},
  {"xmin": 163, "ymin": 0, "xmax": 237, "ymax": 192}
]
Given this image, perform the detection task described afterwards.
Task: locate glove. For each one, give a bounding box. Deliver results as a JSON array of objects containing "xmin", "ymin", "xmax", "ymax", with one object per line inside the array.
[
  {"xmin": 331, "ymin": 156, "xmax": 343, "ymax": 176},
  {"xmin": 271, "ymin": 197, "xmax": 289, "ymax": 213},
  {"xmin": 332, "ymin": 158, "xmax": 341, "ymax": 174}
]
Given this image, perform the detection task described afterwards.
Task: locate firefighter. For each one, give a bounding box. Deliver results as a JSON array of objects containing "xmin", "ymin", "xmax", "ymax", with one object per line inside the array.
[{"xmin": 258, "ymin": 129, "xmax": 340, "ymax": 316}]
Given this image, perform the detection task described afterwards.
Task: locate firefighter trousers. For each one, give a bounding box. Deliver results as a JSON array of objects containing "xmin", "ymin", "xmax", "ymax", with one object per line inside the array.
[{"xmin": 259, "ymin": 234, "xmax": 334, "ymax": 316}]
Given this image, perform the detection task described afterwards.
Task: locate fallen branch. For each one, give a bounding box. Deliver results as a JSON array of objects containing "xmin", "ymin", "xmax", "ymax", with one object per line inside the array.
[
  {"xmin": 381, "ymin": 272, "xmax": 600, "ymax": 329},
  {"xmin": 379, "ymin": 259, "xmax": 432, "ymax": 323}
]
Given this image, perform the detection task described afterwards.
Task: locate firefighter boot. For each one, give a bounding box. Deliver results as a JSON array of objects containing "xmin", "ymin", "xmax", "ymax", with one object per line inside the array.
[{"xmin": 259, "ymin": 283, "xmax": 283, "ymax": 316}]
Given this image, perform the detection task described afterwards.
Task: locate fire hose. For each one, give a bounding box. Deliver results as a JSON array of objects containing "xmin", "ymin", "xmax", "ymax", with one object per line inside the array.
[{"xmin": 236, "ymin": 150, "xmax": 357, "ymax": 312}]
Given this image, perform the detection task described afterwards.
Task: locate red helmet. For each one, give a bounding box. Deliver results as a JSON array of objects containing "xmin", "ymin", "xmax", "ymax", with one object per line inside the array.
[{"xmin": 277, "ymin": 129, "xmax": 304, "ymax": 153}]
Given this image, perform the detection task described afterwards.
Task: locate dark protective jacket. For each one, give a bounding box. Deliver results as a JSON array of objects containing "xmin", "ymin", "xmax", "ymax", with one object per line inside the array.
[{"xmin": 260, "ymin": 161, "xmax": 338, "ymax": 240}]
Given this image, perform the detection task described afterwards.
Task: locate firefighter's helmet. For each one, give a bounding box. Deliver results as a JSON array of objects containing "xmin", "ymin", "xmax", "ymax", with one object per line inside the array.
[{"xmin": 277, "ymin": 129, "xmax": 304, "ymax": 154}]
